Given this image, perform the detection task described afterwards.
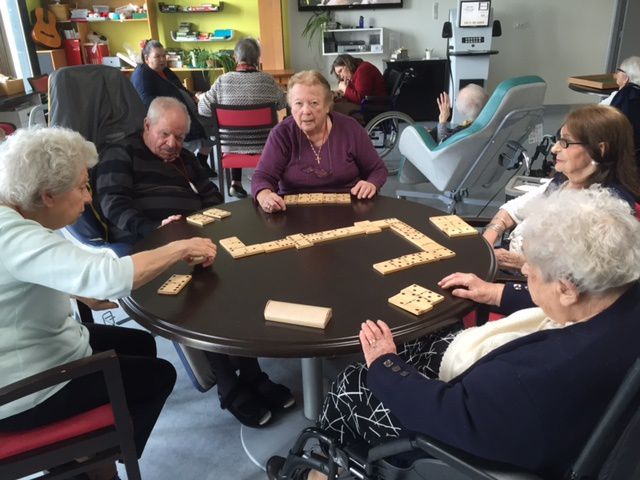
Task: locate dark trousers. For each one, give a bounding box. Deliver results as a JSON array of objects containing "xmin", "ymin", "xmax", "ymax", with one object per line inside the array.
[{"xmin": 0, "ymin": 324, "xmax": 176, "ymax": 458}]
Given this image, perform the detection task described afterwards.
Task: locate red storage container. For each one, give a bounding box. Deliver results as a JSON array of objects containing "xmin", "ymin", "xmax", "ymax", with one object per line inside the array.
[
  {"xmin": 64, "ymin": 39, "xmax": 82, "ymax": 66},
  {"xmin": 83, "ymin": 43, "xmax": 110, "ymax": 65}
]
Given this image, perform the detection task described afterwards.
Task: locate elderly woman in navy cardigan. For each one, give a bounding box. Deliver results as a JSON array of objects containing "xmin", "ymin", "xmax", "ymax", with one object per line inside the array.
[
  {"xmin": 268, "ymin": 187, "xmax": 640, "ymax": 480},
  {"xmin": 131, "ymin": 40, "xmax": 213, "ymax": 173}
]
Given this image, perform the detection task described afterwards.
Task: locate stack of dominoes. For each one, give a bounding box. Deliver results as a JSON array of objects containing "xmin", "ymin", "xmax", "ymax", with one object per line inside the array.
[
  {"xmin": 186, "ymin": 207, "xmax": 232, "ymax": 227},
  {"xmin": 388, "ymin": 284, "xmax": 444, "ymax": 315},
  {"xmin": 429, "ymin": 214, "xmax": 477, "ymax": 237},
  {"xmin": 284, "ymin": 193, "xmax": 351, "ymax": 205}
]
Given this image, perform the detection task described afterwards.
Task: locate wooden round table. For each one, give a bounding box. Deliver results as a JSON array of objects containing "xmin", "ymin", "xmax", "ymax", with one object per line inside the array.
[{"xmin": 121, "ymin": 195, "xmax": 496, "ymax": 420}]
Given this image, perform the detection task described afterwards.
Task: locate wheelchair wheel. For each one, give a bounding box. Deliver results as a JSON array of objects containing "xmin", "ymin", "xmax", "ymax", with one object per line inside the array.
[{"xmin": 365, "ymin": 111, "xmax": 415, "ymax": 175}]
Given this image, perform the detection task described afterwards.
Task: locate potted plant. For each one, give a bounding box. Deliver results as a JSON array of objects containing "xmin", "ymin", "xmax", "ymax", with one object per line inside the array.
[
  {"xmin": 191, "ymin": 48, "xmax": 211, "ymax": 68},
  {"xmin": 210, "ymin": 51, "xmax": 236, "ymax": 72},
  {"xmin": 302, "ymin": 10, "xmax": 335, "ymax": 48}
]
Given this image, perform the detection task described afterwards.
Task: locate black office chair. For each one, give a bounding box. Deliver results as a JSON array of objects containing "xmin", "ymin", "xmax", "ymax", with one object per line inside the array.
[{"xmin": 271, "ymin": 358, "xmax": 640, "ymax": 480}]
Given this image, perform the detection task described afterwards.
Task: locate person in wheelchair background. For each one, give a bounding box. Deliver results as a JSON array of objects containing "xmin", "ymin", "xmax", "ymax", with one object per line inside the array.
[
  {"xmin": 268, "ymin": 187, "xmax": 640, "ymax": 480},
  {"xmin": 252, "ymin": 70, "xmax": 388, "ymax": 213},
  {"xmin": 483, "ymin": 104, "xmax": 640, "ymax": 271},
  {"xmin": 430, "ymin": 83, "xmax": 489, "ymax": 143},
  {"xmin": 330, "ymin": 54, "xmax": 387, "ymax": 119}
]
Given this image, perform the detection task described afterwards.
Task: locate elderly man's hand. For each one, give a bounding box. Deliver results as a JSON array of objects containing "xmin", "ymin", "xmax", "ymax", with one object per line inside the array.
[
  {"xmin": 257, "ymin": 189, "xmax": 286, "ymax": 213},
  {"xmin": 494, "ymin": 248, "xmax": 526, "ymax": 270},
  {"xmin": 438, "ymin": 272, "xmax": 504, "ymax": 306},
  {"xmin": 359, "ymin": 319, "xmax": 397, "ymax": 367},
  {"xmin": 351, "ymin": 180, "xmax": 377, "ymax": 199},
  {"xmin": 437, "ymin": 92, "xmax": 451, "ymax": 124},
  {"xmin": 160, "ymin": 214, "xmax": 182, "ymax": 228}
]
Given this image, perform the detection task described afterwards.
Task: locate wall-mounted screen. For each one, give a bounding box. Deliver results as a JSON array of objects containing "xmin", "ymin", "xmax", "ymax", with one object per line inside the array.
[
  {"xmin": 298, "ymin": 0, "xmax": 403, "ymax": 12},
  {"xmin": 459, "ymin": 1, "xmax": 491, "ymax": 28}
]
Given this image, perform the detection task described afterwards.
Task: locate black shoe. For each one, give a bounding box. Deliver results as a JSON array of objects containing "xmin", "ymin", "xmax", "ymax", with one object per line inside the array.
[
  {"xmin": 229, "ymin": 184, "xmax": 248, "ymax": 198},
  {"xmin": 220, "ymin": 383, "xmax": 272, "ymax": 428},
  {"xmin": 251, "ymin": 372, "xmax": 295, "ymax": 412}
]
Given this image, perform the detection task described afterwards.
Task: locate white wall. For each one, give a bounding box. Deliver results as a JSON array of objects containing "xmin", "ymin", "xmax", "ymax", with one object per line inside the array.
[{"xmin": 286, "ymin": 0, "xmax": 616, "ymax": 104}]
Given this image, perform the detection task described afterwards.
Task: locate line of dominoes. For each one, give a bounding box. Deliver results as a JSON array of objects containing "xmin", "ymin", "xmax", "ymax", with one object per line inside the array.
[{"xmin": 283, "ymin": 193, "xmax": 351, "ymax": 205}]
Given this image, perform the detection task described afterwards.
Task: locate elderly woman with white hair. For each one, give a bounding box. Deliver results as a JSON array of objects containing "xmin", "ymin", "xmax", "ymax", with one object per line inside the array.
[
  {"xmin": 0, "ymin": 127, "xmax": 217, "ymax": 480},
  {"xmin": 435, "ymin": 83, "xmax": 489, "ymax": 142},
  {"xmin": 268, "ymin": 187, "xmax": 640, "ymax": 480}
]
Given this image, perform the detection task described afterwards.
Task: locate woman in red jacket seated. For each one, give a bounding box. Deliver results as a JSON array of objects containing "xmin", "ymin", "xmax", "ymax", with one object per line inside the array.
[{"xmin": 331, "ymin": 54, "xmax": 387, "ymax": 118}]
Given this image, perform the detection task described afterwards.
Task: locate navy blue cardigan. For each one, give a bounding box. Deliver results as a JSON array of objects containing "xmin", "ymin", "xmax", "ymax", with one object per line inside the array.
[
  {"xmin": 610, "ymin": 83, "xmax": 640, "ymax": 160},
  {"xmin": 130, "ymin": 63, "xmax": 205, "ymax": 142},
  {"xmin": 367, "ymin": 282, "xmax": 640, "ymax": 478}
]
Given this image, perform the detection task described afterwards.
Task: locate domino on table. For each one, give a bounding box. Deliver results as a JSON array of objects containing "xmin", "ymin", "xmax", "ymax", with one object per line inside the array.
[
  {"xmin": 429, "ymin": 214, "xmax": 478, "ymax": 237},
  {"xmin": 158, "ymin": 274, "xmax": 192, "ymax": 295},
  {"xmin": 186, "ymin": 213, "xmax": 215, "ymax": 227},
  {"xmin": 388, "ymin": 284, "xmax": 445, "ymax": 315},
  {"xmin": 201, "ymin": 207, "xmax": 231, "ymax": 219},
  {"xmin": 287, "ymin": 233, "xmax": 314, "ymax": 249}
]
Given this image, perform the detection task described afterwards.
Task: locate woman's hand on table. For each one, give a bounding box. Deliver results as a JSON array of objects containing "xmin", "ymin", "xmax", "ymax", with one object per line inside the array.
[
  {"xmin": 360, "ymin": 319, "xmax": 397, "ymax": 367},
  {"xmin": 171, "ymin": 238, "xmax": 217, "ymax": 267},
  {"xmin": 257, "ymin": 189, "xmax": 286, "ymax": 213},
  {"xmin": 494, "ymin": 248, "xmax": 526, "ymax": 270},
  {"xmin": 438, "ymin": 272, "xmax": 504, "ymax": 306},
  {"xmin": 351, "ymin": 180, "xmax": 377, "ymax": 199}
]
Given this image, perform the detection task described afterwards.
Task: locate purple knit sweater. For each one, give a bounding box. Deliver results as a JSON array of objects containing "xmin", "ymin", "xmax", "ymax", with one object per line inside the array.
[{"xmin": 251, "ymin": 112, "xmax": 387, "ymax": 197}]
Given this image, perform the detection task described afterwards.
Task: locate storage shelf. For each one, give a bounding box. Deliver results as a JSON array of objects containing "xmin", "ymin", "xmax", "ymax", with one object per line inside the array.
[
  {"xmin": 159, "ymin": 2, "xmax": 223, "ymax": 13},
  {"xmin": 322, "ymin": 27, "xmax": 384, "ymax": 56},
  {"xmin": 71, "ymin": 18, "xmax": 148, "ymax": 23},
  {"xmin": 170, "ymin": 30, "xmax": 234, "ymax": 42}
]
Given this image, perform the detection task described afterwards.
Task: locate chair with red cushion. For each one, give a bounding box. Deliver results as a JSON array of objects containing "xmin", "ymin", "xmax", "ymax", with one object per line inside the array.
[
  {"xmin": 211, "ymin": 103, "xmax": 278, "ymax": 195},
  {"xmin": 0, "ymin": 350, "xmax": 141, "ymax": 480},
  {"xmin": 0, "ymin": 122, "xmax": 17, "ymax": 136}
]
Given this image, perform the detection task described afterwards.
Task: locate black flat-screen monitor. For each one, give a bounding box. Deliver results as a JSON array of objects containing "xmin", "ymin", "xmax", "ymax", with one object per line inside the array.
[
  {"xmin": 459, "ymin": 1, "xmax": 491, "ymax": 28},
  {"xmin": 298, "ymin": 0, "xmax": 403, "ymax": 12}
]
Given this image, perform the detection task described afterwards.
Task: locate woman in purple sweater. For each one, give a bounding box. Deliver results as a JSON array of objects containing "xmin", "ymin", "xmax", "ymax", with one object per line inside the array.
[{"xmin": 251, "ymin": 70, "xmax": 388, "ymax": 213}]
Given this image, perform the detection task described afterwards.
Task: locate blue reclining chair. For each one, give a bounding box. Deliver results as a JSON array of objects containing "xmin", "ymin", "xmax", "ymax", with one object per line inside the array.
[
  {"xmin": 397, "ymin": 76, "xmax": 546, "ymax": 213},
  {"xmin": 48, "ymin": 65, "xmax": 217, "ymax": 393}
]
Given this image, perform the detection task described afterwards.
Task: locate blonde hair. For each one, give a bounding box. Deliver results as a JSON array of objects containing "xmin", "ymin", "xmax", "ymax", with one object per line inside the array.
[{"xmin": 287, "ymin": 70, "xmax": 333, "ymax": 109}]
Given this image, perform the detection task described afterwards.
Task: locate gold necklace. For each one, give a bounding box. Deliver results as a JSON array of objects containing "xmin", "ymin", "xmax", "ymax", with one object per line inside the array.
[{"xmin": 306, "ymin": 119, "xmax": 328, "ymax": 164}]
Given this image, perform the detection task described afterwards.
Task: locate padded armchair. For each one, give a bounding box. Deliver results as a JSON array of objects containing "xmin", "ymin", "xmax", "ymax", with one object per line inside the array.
[
  {"xmin": 0, "ymin": 350, "xmax": 141, "ymax": 480},
  {"xmin": 210, "ymin": 102, "xmax": 278, "ymax": 195},
  {"xmin": 49, "ymin": 65, "xmax": 146, "ymax": 255},
  {"xmin": 398, "ymin": 75, "xmax": 546, "ymax": 213},
  {"xmin": 272, "ymin": 358, "xmax": 640, "ymax": 480}
]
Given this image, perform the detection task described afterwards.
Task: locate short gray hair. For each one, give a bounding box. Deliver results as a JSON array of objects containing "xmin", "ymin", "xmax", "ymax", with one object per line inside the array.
[
  {"xmin": 521, "ymin": 187, "xmax": 640, "ymax": 293},
  {"xmin": 619, "ymin": 56, "xmax": 640, "ymax": 85},
  {"xmin": 146, "ymin": 97, "xmax": 191, "ymax": 131},
  {"xmin": 0, "ymin": 127, "xmax": 97, "ymax": 211},
  {"xmin": 456, "ymin": 84, "xmax": 489, "ymax": 121},
  {"xmin": 234, "ymin": 38, "xmax": 261, "ymax": 67}
]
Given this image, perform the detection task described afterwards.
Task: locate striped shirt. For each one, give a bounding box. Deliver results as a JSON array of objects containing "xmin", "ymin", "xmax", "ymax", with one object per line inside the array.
[
  {"xmin": 94, "ymin": 134, "xmax": 223, "ymax": 243},
  {"xmin": 198, "ymin": 71, "xmax": 287, "ymax": 154}
]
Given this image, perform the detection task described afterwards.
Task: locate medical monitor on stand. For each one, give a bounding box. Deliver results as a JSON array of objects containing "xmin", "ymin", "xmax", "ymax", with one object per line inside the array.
[
  {"xmin": 446, "ymin": 0, "xmax": 500, "ymax": 124},
  {"xmin": 459, "ymin": 1, "xmax": 491, "ymax": 28}
]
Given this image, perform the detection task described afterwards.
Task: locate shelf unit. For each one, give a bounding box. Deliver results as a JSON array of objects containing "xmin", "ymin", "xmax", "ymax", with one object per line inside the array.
[
  {"xmin": 159, "ymin": 2, "xmax": 224, "ymax": 13},
  {"xmin": 68, "ymin": 0, "xmax": 158, "ymax": 59},
  {"xmin": 322, "ymin": 27, "xmax": 384, "ymax": 56},
  {"xmin": 170, "ymin": 29, "xmax": 234, "ymax": 42}
]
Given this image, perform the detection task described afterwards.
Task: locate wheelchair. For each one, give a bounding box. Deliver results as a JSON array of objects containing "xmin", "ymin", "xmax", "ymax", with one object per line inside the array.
[
  {"xmin": 358, "ymin": 68, "xmax": 417, "ymax": 173},
  {"xmin": 270, "ymin": 357, "xmax": 640, "ymax": 479}
]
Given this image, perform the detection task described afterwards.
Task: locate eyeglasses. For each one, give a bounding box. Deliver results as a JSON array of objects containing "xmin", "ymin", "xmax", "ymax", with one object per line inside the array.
[
  {"xmin": 616, "ymin": 68, "xmax": 626, "ymax": 74},
  {"xmin": 555, "ymin": 138, "xmax": 586, "ymax": 149}
]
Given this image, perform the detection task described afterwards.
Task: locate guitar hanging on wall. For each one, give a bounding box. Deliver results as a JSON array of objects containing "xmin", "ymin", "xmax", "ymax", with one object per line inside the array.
[{"xmin": 31, "ymin": 0, "xmax": 62, "ymax": 49}]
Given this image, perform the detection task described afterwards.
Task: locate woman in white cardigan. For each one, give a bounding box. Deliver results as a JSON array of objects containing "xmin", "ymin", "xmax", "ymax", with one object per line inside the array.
[{"xmin": 0, "ymin": 127, "xmax": 217, "ymax": 480}]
